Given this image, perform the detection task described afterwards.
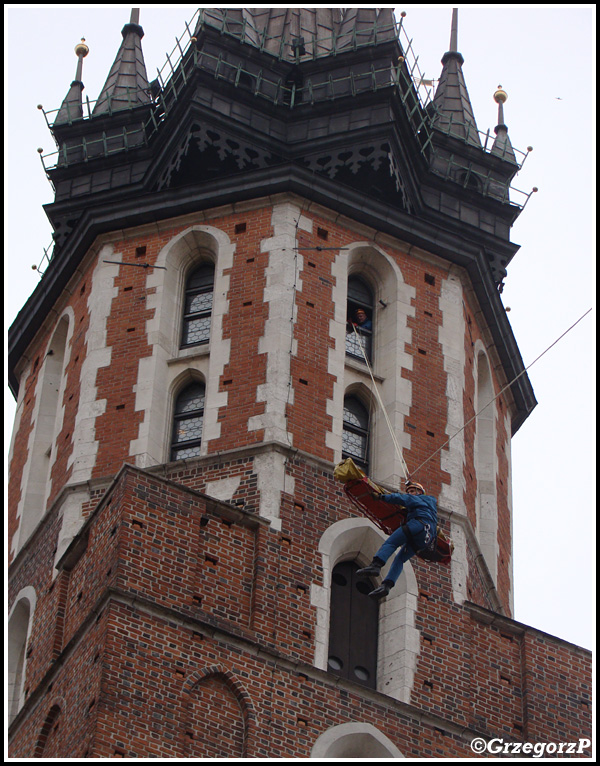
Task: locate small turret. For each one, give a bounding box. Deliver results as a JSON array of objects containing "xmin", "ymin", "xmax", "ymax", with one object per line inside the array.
[
  {"xmin": 54, "ymin": 38, "xmax": 89, "ymax": 125},
  {"xmin": 490, "ymin": 85, "xmax": 518, "ymax": 163},
  {"xmin": 430, "ymin": 8, "xmax": 481, "ymax": 147},
  {"xmin": 93, "ymin": 8, "xmax": 150, "ymax": 116}
]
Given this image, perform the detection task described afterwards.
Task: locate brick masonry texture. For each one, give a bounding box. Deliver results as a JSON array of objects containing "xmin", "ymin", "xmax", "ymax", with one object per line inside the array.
[
  {"xmin": 8, "ymin": 465, "xmax": 592, "ymax": 757},
  {"xmin": 9, "ymin": 205, "xmax": 508, "ymax": 587},
  {"xmin": 8, "ymin": 200, "xmax": 592, "ymax": 757}
]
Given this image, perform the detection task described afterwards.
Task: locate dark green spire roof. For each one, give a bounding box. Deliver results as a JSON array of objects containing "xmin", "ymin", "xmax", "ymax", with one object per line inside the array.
[
  {"xmin": 54, "ymin": 38, "xmax": 89, "ymax": 125},
  {"xmin": 490, "ymin": 87, "xmax": 518, "ymax": 163},
  {"xmin": 430, "ymin": 8, "xmax": 481, "ymax": 147},
  {"xmin": 93, "ymin": 8, "xmax": 150, "ymax": 116},
  {"xmin": 196, "ymin": 8, "xmax": 397, "ymax": 60}
]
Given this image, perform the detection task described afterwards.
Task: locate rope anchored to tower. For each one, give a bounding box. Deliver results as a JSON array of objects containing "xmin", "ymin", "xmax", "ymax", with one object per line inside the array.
[{"xmin": 351, "ymin": 307, "xmax": 592, "ymax": 483}]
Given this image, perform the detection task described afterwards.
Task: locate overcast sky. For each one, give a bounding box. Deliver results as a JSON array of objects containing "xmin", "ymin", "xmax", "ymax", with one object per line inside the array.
[{"xmin": 4, "ymin": 5, "xmax": 595, "ymax": 652}]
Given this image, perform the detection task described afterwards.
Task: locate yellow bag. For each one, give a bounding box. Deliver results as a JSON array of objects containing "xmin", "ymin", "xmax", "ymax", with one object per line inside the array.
[{"xmin": 333, "ymin": 458, "xmax": 366, "ymax": 484}]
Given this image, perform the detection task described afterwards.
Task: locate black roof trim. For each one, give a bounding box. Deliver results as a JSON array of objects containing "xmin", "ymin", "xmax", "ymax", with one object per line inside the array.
[{"xmin": 8, "ymin": 161, "xmax": 536, "ymax": 431}]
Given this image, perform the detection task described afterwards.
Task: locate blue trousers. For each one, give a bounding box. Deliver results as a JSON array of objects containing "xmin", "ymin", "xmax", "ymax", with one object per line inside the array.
[{"xmin": 375, "ymin": 518, "xmax": 435, "ymax": 585}]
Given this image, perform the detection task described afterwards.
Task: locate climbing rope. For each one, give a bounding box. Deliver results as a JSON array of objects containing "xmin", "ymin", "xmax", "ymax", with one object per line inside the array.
[
  {"xmin": 351, "ymin": 323, "xmax": 412, "ymax": 481},
  {"xmin": 409, "ymin": 307, "xmax": 593, "ymax": 479},
  {"xmin": 352, "ymin": 307, "xmax": 592, "ymax": 484}
]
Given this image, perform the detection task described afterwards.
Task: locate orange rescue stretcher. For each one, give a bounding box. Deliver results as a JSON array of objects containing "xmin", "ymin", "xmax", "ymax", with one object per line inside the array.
[{"xmin": 334, "ymin": 458, "xmax": 454, "ymax": 565}]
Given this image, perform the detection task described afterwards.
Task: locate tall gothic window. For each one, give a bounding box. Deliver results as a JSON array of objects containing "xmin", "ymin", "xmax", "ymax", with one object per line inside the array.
[
  {"xmin": 475, "ymin": 351, "xmax": 497, "ymax": 570},
  {"xmin": 170, "ymin": 382, "xmax": 205, "ymax": 461},
  {"xmin": 346, "ymin": 276, "xmax": 374, "ymax": 362},
  {"xmin": 8, "ymin": 596, "xmax": 33, "ymax": 724},
  {"xmin": 19, "ymin": 315, "xmax": 70, "ymax": 547},
  {"xmin": 181, "ymin": 263, "xmax": 214, "ymax": 348},
  {"xmin": 342, "ymin": 396, "xmax": 370, "ymax": 473},
  {"xmin": 327, "ymin": 561, "xmax": 378, "ymax": 689}
]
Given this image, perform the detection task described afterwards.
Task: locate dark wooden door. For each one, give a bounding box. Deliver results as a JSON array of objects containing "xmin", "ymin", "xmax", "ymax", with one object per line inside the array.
[{"xmin": 327, "ymin": 561, "xmax": 378, "ymax": 688}]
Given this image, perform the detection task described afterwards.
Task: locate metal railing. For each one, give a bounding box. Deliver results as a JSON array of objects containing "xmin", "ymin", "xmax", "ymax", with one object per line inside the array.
[
  {"xmin": 33, "ymin": 10, "xmax": 533, "ymax": 275},
  {"xmin": 38, "ymin": 10, "xmax": 436, "ymax": 166}
]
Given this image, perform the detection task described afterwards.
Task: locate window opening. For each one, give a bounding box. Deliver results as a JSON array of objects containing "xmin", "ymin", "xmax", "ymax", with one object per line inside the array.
[
  {"xmin": 346, "ymin": 276, "xmax": 373, "ymax": 362},
  {"xmin": 342, "ymin": 396, "xmax": 370, "ymax": 473},
  {"xmin": 327, "ymin": 561, "xmax": 378, "ymax": 689},
  {"xmin": 181, "ymin": 263, "xmax": 214, "ymax": 348},
  {"xmin": 171, "ymin": 382, "xmax": 205, "ymax": 461},
  {"xmin": 8, "ymin": 599, "xmax": 32, "ymax": 723}
]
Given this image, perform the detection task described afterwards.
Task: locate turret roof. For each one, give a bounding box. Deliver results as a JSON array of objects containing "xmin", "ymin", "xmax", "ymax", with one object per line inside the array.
[
  {"xmin": 54, "ymin": 38, "xmax": 89, "ymax": 125},
  {"xmin": 430, "ymin": 8, "xmax": 481, "ymax": 147},
  {"xmin": 196, "ymin": 8, "xmax": 397, "ymax": 60},
  {"xmin": 92, "ymin": 8, "xmax": 150, "ymax": 116}
]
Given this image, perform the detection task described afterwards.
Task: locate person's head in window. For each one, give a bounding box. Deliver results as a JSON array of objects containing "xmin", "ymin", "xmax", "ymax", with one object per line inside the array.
[{"xmin": 354, "ymin": 308, "xmax": 371, "ymax": 331}]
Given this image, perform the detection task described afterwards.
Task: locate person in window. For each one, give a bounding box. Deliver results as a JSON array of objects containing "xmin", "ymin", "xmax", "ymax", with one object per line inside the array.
[
  {"xmin": 356, "ymin": 481, "xmax": 437, "ymax": 599},
  {"xmin": 352, "ymin": 308, "xmax": 372, "ymax": 332}
]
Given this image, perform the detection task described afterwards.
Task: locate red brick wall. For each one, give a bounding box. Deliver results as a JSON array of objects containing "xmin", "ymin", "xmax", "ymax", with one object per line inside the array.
[
  {"xmin": 9, "ymin": 204, "xmax": 513, "ymax": 582},
  {"xmin": 7, "ymin": 252, "xmax": 99, "ymax": 560},
  {"xmin": 8, "ymin": 465, "xmax": 591, "ymax": 758},
  {"xmin": 8, "ymin": 498, "xmax": 66, "ymax": 697},
  {"xmin": 7, "ymin": 373, "xmax": 35, "ymax": 558},
  {"xmin": 210, "ymin": 210, "xmax": 271, "ymax": 453},
  {"xmin": 183, "ymin": 672, "xmax": 246, "ymax": 757},
  {"xmin": 9, "ymin": 199, "xmax": 588, "ymax": 758}
]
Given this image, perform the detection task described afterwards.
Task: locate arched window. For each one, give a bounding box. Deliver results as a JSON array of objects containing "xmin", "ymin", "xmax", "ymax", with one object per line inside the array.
[
  {"xmin": 170, "ymin": 382, "xmax": 205, "ymax": 461},
  {"xmin": 35, "ymin": 704, "xmax": 62, "ymax": 758},
  {"xmin": 311, "ymin": 722, "xmax": 404, "ymax": 758},
  {"xmin": 315, "ymin": 518, "xmax": 421, "ymax": 704},
  {"xmin": 183, "ymin": 673, "xmax": 247, "ymax": 758},
  {"xmin": 475, "ymin": 350, "xmax": 497, "ymax": 576},
  {"xmin": 346, "ymin": 276, "xmax": 374, "ymax": 362},
  {"xmin": 342, "ymin": 396, "xmax": 370, "ymax": 473},
  {"xmin": 181, "ymin": 263, "xmax": 214, "ymax": 348},
  {"xmin": 327, "ymin": 561, "xmax": 378, "ymax": 689},
  {"xmin": 18, "ymin": 315, "xmax": 70, "ymax": 547},
  {"xmin": 8, "ymin": 594, "xmax": 34, "ymax": 724}
]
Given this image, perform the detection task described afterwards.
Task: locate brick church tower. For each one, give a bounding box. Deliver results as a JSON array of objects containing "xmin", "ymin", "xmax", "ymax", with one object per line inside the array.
[{"xmin": 8, "ymin": 8, "xmax": 591, "ymax": 758}]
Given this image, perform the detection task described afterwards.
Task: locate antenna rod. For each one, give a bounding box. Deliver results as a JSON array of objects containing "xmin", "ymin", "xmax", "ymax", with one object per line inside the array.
[{"xmin": 103, "ymin": 259, "xmax": 167, "ymax": 269}]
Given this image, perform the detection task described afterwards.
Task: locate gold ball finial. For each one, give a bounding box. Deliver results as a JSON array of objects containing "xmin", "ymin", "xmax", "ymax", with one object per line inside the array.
[
  {"xmin": 75, "ymin": 38, "xmax": 89, "ymax": 57},
  {"xmin": 494, "ymin": 85, "xmax": 508, "ymax": 104}
]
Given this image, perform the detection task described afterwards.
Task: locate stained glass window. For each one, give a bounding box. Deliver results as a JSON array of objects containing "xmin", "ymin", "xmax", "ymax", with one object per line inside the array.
[
  {"xmin": 342, "ymin": 396, "xmax": 369, "ymax": 472},
  {"xmin": 181, "ymin": 263, "xmax": 214, "ymax": 347},
  {"xmin": 171, "ymin": 382, "xmax": 205, "ymax": 461}
]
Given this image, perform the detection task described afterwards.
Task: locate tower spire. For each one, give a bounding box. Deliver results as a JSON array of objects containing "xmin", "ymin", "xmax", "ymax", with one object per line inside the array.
[
  {"xmin": 449, "ymin": 5, "xmax": 459, "ymax": 52},
  {"xmin": 431, "ymin": 7, "xmax": 481, "ymax": 147},
  {"xmin": 490, "ymin": 86, "xmax": 517, "ymax": 163},
  {"xmin": 93, "ymin": 7, "xmax": 150, "ymax": 116},
  {"xmin": 54, "ymin": 38, "xmax": 89, "ymax": 125}
]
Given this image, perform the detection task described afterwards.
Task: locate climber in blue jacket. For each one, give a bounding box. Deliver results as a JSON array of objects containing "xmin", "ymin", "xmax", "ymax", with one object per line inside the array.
[{"xmin": 356, "ymin": 481, "xmax": 437, "ymax": 599}]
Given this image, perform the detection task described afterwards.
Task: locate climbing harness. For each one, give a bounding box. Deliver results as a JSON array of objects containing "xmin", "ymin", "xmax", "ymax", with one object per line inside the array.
[
  {"xmin": 346, "ymin": 323, "xmax": 453, "ymax": 564},
  {"xmin": 338, "ymin": 307, "xmax": 592, "ymax": 565},
  {"xmin": 334, "ymin": 457, "xmax": 454, "ymax": 565}
]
